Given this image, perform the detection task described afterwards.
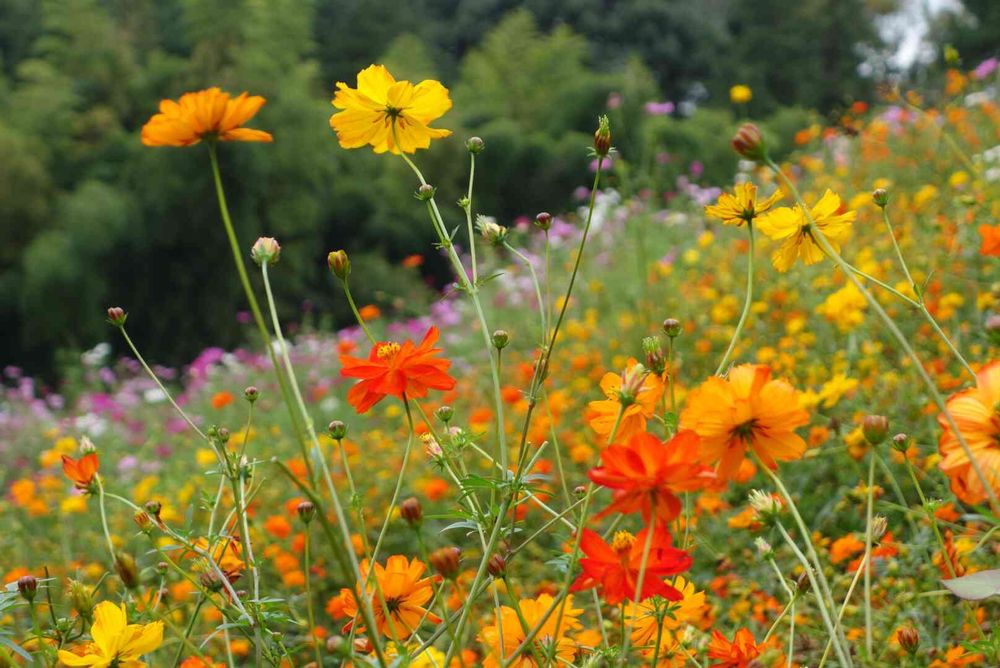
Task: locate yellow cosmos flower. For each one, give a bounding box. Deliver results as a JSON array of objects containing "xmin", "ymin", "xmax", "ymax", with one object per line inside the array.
[
  {"xmin": 730, "ymin": 84, "xmax": 753, "ymax": 104},
  {"xmin": 756, "ymin": 189, "xmax": 856, "ymax": 272},
  {"xmin": 57, "ymin": 601, "xmax": 163, "ymax": 667},
  {"xmin": 329, "ymin": 64, "xmax": 452, "ymax": 154},
  {"xmin": 705, "ymin": 182, "xmax": 782, "ymax": 227}
]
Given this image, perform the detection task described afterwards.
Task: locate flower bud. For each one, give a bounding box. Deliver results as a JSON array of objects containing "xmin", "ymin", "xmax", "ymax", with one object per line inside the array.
[
  {"xmin": 754, "ymin": 537, "xmax": 773, "ymax": 558},
  {"xmin": 795, "ymin": 571, "xmax": 811, "ymax": 594},
  {"xmin": 144, "ymin": 500, "xmax": 162, "ymax": 518},
  {"xmin": 897, "ymin": 626, "xmax": 919, "ymax": 655},
  {"xmin": 216, "ymin": 427, "xmax": 231, "ymax": 444},
  {"xmin": 617, "ymin": 364, "xmax": 650, "ymax": 407},
  {"xmin": 642, "ymin": 337, "xmax": 666, "ymax": 376},
  {"xmin": 416, "ymin": 184, "xmax": 436, "ymax": 201},
  {"xmin": 891, "ymin": 433, "xmax": 909, "ymax": 453},
  {"xmin": 327, "ymin": 420, "xmax": 347, "ymax": 440},
  {"xmin": 16, "ymin": 575, "xmax": 37, "ymax": 601},
  {"xmin": 872, "ymin": 187, "xmax": 889, "ymax": 208},
  {"xmin": 871, "ymin": 514, "xmax": 888, "ymax": 541},
  {"xmin": 67, "ymin": 579, "xmax": 94, "ymax": 617},
  {"xmin": 244, "ymin": 386, "xmax": 259, "ymax": 403},
  {"xmin": 106, "ymin": 307, "xmax": 127, "ymax": 328},
  {"xmin": 435, "ymin": 406, "xmax": 454, "ymax": 423},
  {"xmin": 662, "ymin": 318, "xmax": 682, "ymax": 338},
  {"xmin": 534, "ymin": 212, "xmax": 552, "ymax": 231},
  {"xmin": 422, "ymin": 433, "xmax": 443, "ymax": 458},
  {"xmin": 476, "ymin": 215, "xmax": 507, "ymax": 246},
  {"xmin": 353, "ymin": 637, "xmax": 373, "ymax": 655},
  {"xmin": 731, "ymin": 123, "xmax": 766, "ymax": 162},
  {"xmin": 327, "ymin": 250, "xmax": 351, "ymax": 280},
  {"xmin": 487, "ymin": 553, "xmax": 506, "ymax": 578},
  {"xmin": 134, "ymin": 511, "xmax": 154, "ymax": 533},
  {"xmin": 399, "ymin": 497, "xmax": 422, "ymax": 526},
  {"xmin": 466, "ymin": 136, "xmax": 485, "ymax": 154},
  {"xmin": 115, "ymin": 553, "xmax": 140, "ymax": 589},
  {"xmin": 326, "ymin": 635, "xmax": 347, "ymax": 656},
  {"xmin": 574, "ymin": 485, "xmax": 587, "ymax": 497},
  {"xmin": 593, "ymin": 115, "xmax": 612, "ymax": 157},
  {"xmin": 296, "ymin": 500, "xmax": 316, "ymax": 524},
  {"xmin": 155, "ymin": 562, "xmax": 169, "ymax": 576},
  {"xmin": 429, "ymin": 546, "xmax": 461, "ymax": 579},
  {"xmin": 80, "ymin": 436, "xmax": 97, "ymax": 454},
  {"xmin": 862, "ymin": 415, "xmax": 890, "ymax": 446},
  {"xmin": 250, "ymin": 237, "xmax": 281, "ymax": 266},
  {"xmin": 200, "ymin": 571, "xmax": 224, "ymax": 592},
  {"xmin": 748, "ymin": 489, "xmax": 782, "ymax": 520},
  {"xmin": 492, "ymin": 330, "xmax": 510, "ymax": 350}
]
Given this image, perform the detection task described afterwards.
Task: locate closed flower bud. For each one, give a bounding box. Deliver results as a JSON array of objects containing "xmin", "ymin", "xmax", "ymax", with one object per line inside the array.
[
  {"xmin": 435, "ymin": 405, "xmax": 454, "ymax": 423},
  {"xmin": 296, "ymin": 500, "xmax": 316, "ymax": 524},
  {"xmin": 593, "ymin": 115, "xmax": 612, "ymax": 156},
  {"xmin": 574, "ymin": 485, "xmax": 587, "ymax": 497},
  {"xmin": 416, "ymin": 184, "xmax": 436, "ymax": 201},
  {"xmin": 872, "ymin": 187, "xmax": 889, "ymax": 208},
  {"xmin": 134, "ymin": 511, "xmax": 154, "ymax": 532},
  {"xmin": 80, "ymin": 436, "xmax": 97, "ymax": 454},
  {"xmin": 144, "ymin": 500, "xmax": 162, "ymax": 517},
  {"xmin": 328, "ymin": 250, "xmax": 351, "ymax": 280},
  {"xmin": 326, "ymin": 636, "xmax": 347, "ymax": 656},
  {"xmin": 399, "ymin": 497, "xmax": 422, "ymax": 526},
  {"xmin": 871, "ymin": 514, "xmax": 888, "ymax": 541},
  {"xmin": 487, "ymin": 553, "xmax": 506, "ymax": 578},
  {"xmin": 16, "ymin": 575, "xmax": 37, "ymax": 601},
  {"xmin": 748, "ymin": 489, "xmax": 782, "ymax": 520},
  {"xmin": 642, "ymin": 337, "xmax": 666, "ymax": 376},
  {"xmin": 466, "ymin": 136, "xmax": 485, "ymax": 154},
  {"xmin": 327, "ymin": 420, "xmax": 348, "ymax": 440},
  {"xmin": 662, "ymin": 318, "xmax": 682, "ymax": 338},
  {"xmin": 250, "ymin": 237, "xmax": 281, "ymax": 266},
  {"xmin": 200, "ymin": 571, "xmax": 224, "ymax": 592},
  {"xmin": 67, "ymin": 579, "xmax": 94, "ymax": 617},
  {"xmin": 731, "ymin": 123, "xmax": 766, "ymax": 162},
  {"xmin": 534, "ymin": 212, "xmax": 552, "ymax": 231},
  {"xmin": 244, "ymin": 386, "xmax": 259, "ymax": 403},
  {"xmin": 862, "ymin": 415, "xmax": 890, "ymax": 446},
  {"xmin": 216, "ymin": 427, "xmax": 231, "ymax": 444},
  {"xmin": 429, "ymin": 546, "xmax": 461, "ymax": 579},
  {"xmin": 795, "ymin": 571, "xmax": 811, "ymax": 594},
  {"xmin": 115, "ymin": 553, "xmax": 140, "ymax": 589},
  {"xmin": 754, "ymin": 537, "xmax": 773, "ymax": 558},
  {"xmin": 492, "ymin": 329, "xmax": 510, "ymax": 350},
  {"xmin": 891, "ymin": 433, "xmax": 909, "ymax": 453},
  {"xmin": 106, "ymin": 307, "xmax": 127, "ymax": 328},
  {"xmin": 897, "ymin": 626, "xmax": 919, "ymax": 655},
  {"xmin": 155, "ymin": 562, "xmax": 169, "ymax": 576}
]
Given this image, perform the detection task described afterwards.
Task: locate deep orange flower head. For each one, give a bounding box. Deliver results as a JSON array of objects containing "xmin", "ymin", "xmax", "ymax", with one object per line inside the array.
[
  {"xmin": 707, "ymin": 627, "xmax": 761, "ymax": 667},
  {"xmin": 588, "ymin": 430, "xmax": 710, "ymax": 522},
  {"xmin": 340, "ymin": 555, "xmax": 441, "ymax": 639},
  {"xmin": 586, "ymin": 360, "xmax": 663, "ymax": 442},
  {"xmin": 681, "ymin": 364, "xmax": 809, "ymax": 480},
  {"xmin": 571, "ymin": 525, "xmax": 691, "ymax": 605},
  {"xmin": 979, "ymin": 224, "xmax": 1000, "ymax": 256},
  {"xmin": 937, "ymin": 360, "xmax": 1000, "ymax": 505},
  {"xmin": 62, "ymin": 453, "xmax": 99, "ymax": 491},
  {"xmin": 339, "ymin": 326, "xmax": 455, "ymax": 413},
  {"xmin": 141, "ymin": 88, "xmax": 273, "ymax": 147}
]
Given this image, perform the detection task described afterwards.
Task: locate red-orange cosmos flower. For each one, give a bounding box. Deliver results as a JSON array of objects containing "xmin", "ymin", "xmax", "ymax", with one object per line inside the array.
[
  {"xmin": 61, "ymin": 453, "xmax": 99, "ymax": 490},
  {"xmin": 339, "ymin": 326, "xmax": 456, "ymax": 413},
  {"xmin": 979, "ymin": 224, "xmax": 1000, "ymax": 257},
  {"xmin": 588, "ymin": 430, "xmax": 710, "ymax": 522},
  {"xmin": 141, "ymin": 88, "xmax": 273, "ymax": 147},
  {"xmin": 937, "ymin": 360, "xmax": 1000, "ymax": 505},
  {"xmin": 571, "ymin": 525, "xmax": 691, "ymax": 605},
  {"xmin": 707, "ymin": 628, "xmax": 761, "ymax": 667},
  {"xmin": 680, "ymin": 364, "xmax": 809, "ymax": 480}
]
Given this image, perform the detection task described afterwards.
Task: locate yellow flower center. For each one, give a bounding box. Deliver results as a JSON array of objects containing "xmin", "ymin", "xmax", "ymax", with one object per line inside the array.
[
  {"xmin": 611, "ymin": 530, "xmax": 636, "ymax": 553},
  {"xmin": 376, "ymin": 342, "xmax": 401, "ymax": 360}
]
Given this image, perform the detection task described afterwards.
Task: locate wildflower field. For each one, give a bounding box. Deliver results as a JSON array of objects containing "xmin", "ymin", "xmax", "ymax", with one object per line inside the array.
[{"xmin": 3, "ymin": 58, "xmax": 1000, "ymax": 668}]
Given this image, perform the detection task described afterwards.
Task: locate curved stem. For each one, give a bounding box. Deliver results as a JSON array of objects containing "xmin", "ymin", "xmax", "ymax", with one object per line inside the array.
[
  {"xmin": 715, "ymin": 222, "xmax": 755, "ymax": 375},
  {"xmin": 504, "ymin": 241, "xmax": 547, "ymax": 343},
  {"xmin": 341, "ymin": 276, "xmax": 376, "ymax": 344}
]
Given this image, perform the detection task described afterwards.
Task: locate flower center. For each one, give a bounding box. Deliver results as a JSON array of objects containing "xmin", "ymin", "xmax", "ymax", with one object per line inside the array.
[
  {"xmin": 611, "ymin": 530, "xmax": 636, "ymax": 555},
  {"xmin": 385, "ymin": 596, "xmax": 402, "ymax": 613},
  {"xmin": 384, "ymin": 105, "xmax": 404, "ymax": 119},
  {"xmin": 376, "ymin": 342, "xmax": 401, "ymax": 360},
  {"xmin": 732, "ymin": 419, "xmax": 758, "ymax": 443}
]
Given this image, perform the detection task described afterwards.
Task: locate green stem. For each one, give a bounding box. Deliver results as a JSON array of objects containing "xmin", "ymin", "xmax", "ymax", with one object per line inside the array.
[
  {"xmin": 504, "ymin": 241, "xmax": 547, "ymax": 344},
  {"xmin": 303, "ymin": 528, "xmax": 323, "ymax": 668},
  {"xmin": 341, "ymin": 276, "xmax": 376, "ymax": 344},
  {"xmin": 466, "ymin": 152, "xmax": 479, "ymax": 285},
  {"xmin": 864, "ymin": 448, "xmax": 876, "ymax": 657},
  {"xmin": 171, "ymin": 597, "xmax": 205, "ymax": 667},
  {"xmin": 619, "ymin": 511, "xmax": 656, "ymax": 662},
  {"xmin": 818, "ymin": 553, "xmax": 868, "ymax": 668},
  {"xmin": 715, "ymin": 222, "xmax": 755, "ymax": 375}
]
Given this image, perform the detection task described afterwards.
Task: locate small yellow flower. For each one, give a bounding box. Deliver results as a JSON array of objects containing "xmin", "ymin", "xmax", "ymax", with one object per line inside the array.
[
  {"xmin": 756, "ymin": 189, "xmax": 856, "ymax": 272},
  {"xmin": 329, "ymin": 64, "xmax": 452, "ymax": 154},
  {"xmin": 705, "ymin": 182, "xmax": 782, "ymax": 227},
  {"xmin": 730, "ymin": 84, "xmax": 753, "ymax": 104},
  {"xmin": 57, "ymin": 601, "xmax": 163, "ymax": 667}
]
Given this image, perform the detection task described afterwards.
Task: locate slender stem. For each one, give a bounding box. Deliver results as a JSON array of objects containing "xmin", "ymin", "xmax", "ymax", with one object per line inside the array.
[
  {"xmin": 171, "ymin": 597, "xmax": 205, "ymax": 667},
  {"xmin": 368, "ymin": 397, "xmax": 417, "ymax": 567},
  {"xmin": 341, "ymin": 276, "xmax": 376, "ymax": 344},
  {"xmin": 619, "ymin": 512, "xmax": 656, "ymax": 662},
  {"xmin": 715, "ymin": 222, "xmax": 755, "ymax": 375},
  {"xmin": 844, "ymin": 263, "xmax": 920, "ymax": 307},
  {"xmin": 303, "ymin": 528, "xmax": 323, "ymax": 668},
  {"xmin": 466, "ymin": 152, "xmax": 479, "ymax": 285},
  {"xmin": 864, "ymin": 449, "xmax": 876, "ymax": 657},
  {"xmin": 762, "ymin": 596, "xmax": 797, "ymax": 644},
  {"xmin": 504, "ymin": 241, "xmax": 547, "ymax": 343},
  {"xmin": 818, "ymin": 554, "xmax": 868, "ymax": 668},
  {"xmin": 95, "ymin": 475, "xmax": 117, "ymax": 566}
]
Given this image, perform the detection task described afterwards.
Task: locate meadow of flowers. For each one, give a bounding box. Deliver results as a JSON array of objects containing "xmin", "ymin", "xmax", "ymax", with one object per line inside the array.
[{"xmin": 1, "ymin": 62, "xmax": 999, "ymax": 668}]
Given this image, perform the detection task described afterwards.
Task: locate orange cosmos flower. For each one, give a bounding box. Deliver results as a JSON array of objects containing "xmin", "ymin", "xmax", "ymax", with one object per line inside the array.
[
  {"xmin": 707, "ymin": 627, "xmax": 761, "ymax": 667},
  {"xmin": 571, "ymin": 526, "xmax": 692, "ymax": 605},
  {"xmin": 586, "ymin": 360, "xmax": 663, "ymax": 442},
  {"xmin": 141, "ymin": 88, "xmax": 273, "ymax": 147},
  {"xmin": 588, "ymin": 430, "xmax": 710, "ymax": 522},
  {"xmin": 680, "ymin": 364, "xmax": 809, "ymax": 480},
  {"xmin": 62, "ymin": 453, "xmax": 99, "ymax": 491},
  {"xmin": 937, "ymin": 360, "xmax": 1000, "ymax": 505},
  {"xmin": 339, "ymin": 326, "xmax": 456, "ymax": 413},
  {"xmin": 979, "ymin": 224, "xmax": 1000, "ymax": 256},
  {"xmin": 340, "ymin": 556, "xmax": 441, "ymax": 639},
  {"xmin": 329, "ymin": 64, "xmax": 452, "ymax": 154}
]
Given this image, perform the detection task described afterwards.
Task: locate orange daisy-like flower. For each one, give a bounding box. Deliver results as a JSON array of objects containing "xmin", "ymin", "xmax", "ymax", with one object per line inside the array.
[
  {"xmin": 937, "ymin": 361, "xmax": 1000, "ymax": 505},
  {"xmin": 680, "ymin": 364, "xmax": 809, "ymax": 480},
  {"xmin": 141, "ymin": 88, "xmax": 273, "ymax": 147},
  {"xmin": 588, "ymin": 430, "xmax": 710, "ymax": 522},
  {"xmin": 979, "ymin": 224, "xmax": 1000, "ymax": 257},
  {"xmin": 478, "ymin": 594, "xmax": 581, "ymax": 668},
  {"xmin": 586, "ymin": 361, "xmax": 663, "ymax": 442},
  {"xmin": 571, "ymin": 526, "xmax": 691, "ymax": 605},
  {"xmin": 339, "ymin": 326, "xmax": 456, "ymax": 413},
  {"xmin": 329, "ymin": 64, "xmax": 452, "ymax": 154},
  {"xmin": 340, "ymin": 556, "xmax": 441, "ymax": 639},
  {"xmin": 707, "ymin": 627, "xmax": 761, "ymax": 667},
  {"xmin": 62, "ymin": 453, "xmax": 99, "ymax": 491}
]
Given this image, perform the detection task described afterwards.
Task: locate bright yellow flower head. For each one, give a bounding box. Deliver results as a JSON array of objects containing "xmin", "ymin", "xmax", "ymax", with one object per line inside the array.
[
  {"xmin": 730, "ymin": 85, "xmax": 753, "ymax": 104},
  {"xmin": 755, "ymin": 189, "xmax": 856, "ymax": 272},
  {"xmin": 329, "ymin": 64, "xmax": 452, "ymax": 154},
  {"xmin": 57, "ymin": 601, "xmax": 163, "ymax": 667},
  {"xmin": 705, "ymin": 182, "xmax": 782, "ymax": 227}
]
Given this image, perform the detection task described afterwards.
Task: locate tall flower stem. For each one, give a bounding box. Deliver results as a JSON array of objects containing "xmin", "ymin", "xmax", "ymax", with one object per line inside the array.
[
  {"xmin": 864, "ymin": 448, "xmax": 876, "ymax": 657},
  {"xmin": 766, "ymin": 157, "xmax": 999, "ymax": 515},
  {"xmin": 715, "ymin": 222, "xmax": 755, "ymax": 376},
  {"xmin": 94, "ymin": 475, "xmax": 117, "ymax": 568},
  {"xmin": 303, "ymin": 527, "xmax": 323, "ymax": 668},
  {"xmin": 619, "ymin": 513, "xmax": 656, "ymax": 662},
  {"xmin": 341, "ymin": 276, "xmax": 376, "ymax": 344},
  {"xmin": 818, "ymin": 553, "xmax": 868, "ymax": 668},
  {"xmin": 465, "ymin": 152, "xmax": 479, "ymax": 285},
  {"xmin": 207, "ymin": 143, "xmax": 314, "ymax": 484},
  {"xmin": 504, "ymin": 241, "xmax": 547, "ymax": 343}
]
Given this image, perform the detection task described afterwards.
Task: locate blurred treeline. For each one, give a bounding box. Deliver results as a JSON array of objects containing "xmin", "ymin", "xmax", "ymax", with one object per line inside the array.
[{"xmin": 0, "ymin": 0, "xmax": 991, "ymax": 377}]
